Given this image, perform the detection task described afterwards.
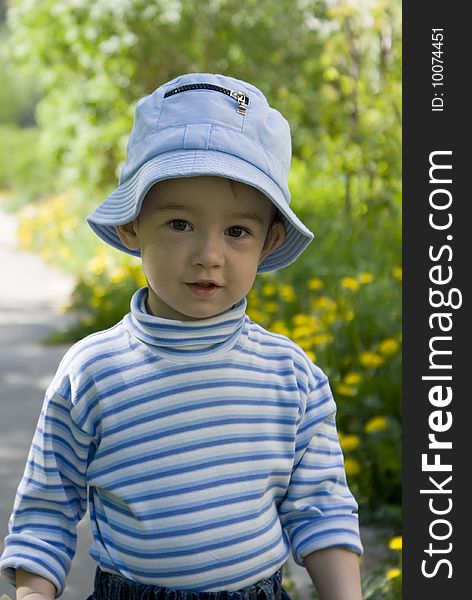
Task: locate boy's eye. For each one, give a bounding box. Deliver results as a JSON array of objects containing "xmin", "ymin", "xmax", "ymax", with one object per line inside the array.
[
  {"xmin": 169, "ymin": 219, "xmax": 190, "ymax": 231},
  {"xmin": 227, "ymin": 226, "xmax": 248, "ymax": 238}
]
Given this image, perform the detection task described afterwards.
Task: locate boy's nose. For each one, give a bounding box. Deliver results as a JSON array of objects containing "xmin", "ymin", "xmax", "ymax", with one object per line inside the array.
[{"xmin": 191, "ymin": 234, "xmax": 225, "ymax": 269}]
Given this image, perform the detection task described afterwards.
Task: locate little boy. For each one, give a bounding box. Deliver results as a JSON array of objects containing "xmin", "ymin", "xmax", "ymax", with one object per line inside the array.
[{"xmin": 1, "ymin": 73, "xmax": 363, "ymax": 600}]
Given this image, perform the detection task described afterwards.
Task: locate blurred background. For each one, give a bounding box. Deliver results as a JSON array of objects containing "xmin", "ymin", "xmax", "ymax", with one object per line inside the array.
[{"xmin": 0, "ymin": 0, "xmax": 401, "ymax": 598}]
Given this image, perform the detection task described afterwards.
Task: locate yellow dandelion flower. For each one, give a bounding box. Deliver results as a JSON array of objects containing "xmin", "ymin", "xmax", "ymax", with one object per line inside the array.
[
  {"xmin": 386, "ymin": 568, "xmax": 401, "ymax": 579},
  {"xmin": 324, "ymin": 313, "xmax": 337, "ymax": 325},
  {"xmin": 341, "ymin": 277, "xmax": 359, "ymax": 291},
  {"xmin": 392, "ymin": 266, "xmax": 402, "ymax": 281},
  {"xmin": 359, "ymin": 351, "xmax": 384, "ymax": 368},
  {"xmin": 364, "ymin": 416, "xmax": 388, "ymax": 433},
  {"xmin": 340, "ymin": 434, "xmax": 360, "ymax": 452},
  {"xmin": 296, "ymin": 339, "xmax": 315, "ymax": 353},
  {"xmin": 292, "ymin": 313, "xmax": 308, "ymax": 326},
  {"xmin": 280, "ymin": 285, "xmax": 296, "ymax": 302},
  {"xmin": 308, "ymin": 278, "xmax": 324, "ymax": 290},
  {"xmin": 110, "ymin": 268, "xmax": 127, "ymax": 284},
  {"xmin": 335, "ymin": 384, "xmax": 357, "ymax": 397},
  {"xmin": 378, "ymin": 338, "xmax": 399, "ymax": 356},
  {"xmin": 270, "ymin": 321, "xmax": 290, "ymax": 337},
  {"xmin": 344, "ymin": 372, "xmax": 361, "ymax": 386},
  {"xmin": 388, "ymin": 536, "xmax": 403, "ymax": 551},
  {"xmin": 88, "ymin": 254, "xmax": 108, "ymax": 275},
  {"xmin": 94, "ymin": 285, "xmax": 107, "ymax": 298},
  {"xmin": 282, "ymin": 577, "xmax": 294, "ymax": 591},
  {"xmin": 248, "ymin": 295, "xmax": 261, "ymax": 308},
  {"xmin": 292, "ymin": 325, "xmax": 312, "ymax": 339},
  {"xmin": 312, "ymin": 296, "xmax": 336, "ymax": 311},
  {"xmin": 248, "ymin": 310, "xmax": 265, "ymax": 323},
  {"xmin": 266, "ymin": 302, "xmax": 279, "ymax": 314},
  {"xmin": 293, "ymin": 315, "xmax": 320, "ymax": 333},
  {"xmin": 344, "ymin": 458, "xmax": 360, "ymax": 476},
  {"xmin": 358, "ymin": 272, "xmax": 373, "ymax": 284},
  {"xmin": 262, "ymin": 284, "xmax": 277, "ymax": 296}
]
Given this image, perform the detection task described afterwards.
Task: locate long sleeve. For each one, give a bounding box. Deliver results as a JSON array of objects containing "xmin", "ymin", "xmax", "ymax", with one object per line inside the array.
[
  {"xmin": 0, "ymin": 387, "xmax": 94, "ymax": 597},
  {"xmin": 278, "ymin": 374, "xmax": 363, "ymax": 565}
]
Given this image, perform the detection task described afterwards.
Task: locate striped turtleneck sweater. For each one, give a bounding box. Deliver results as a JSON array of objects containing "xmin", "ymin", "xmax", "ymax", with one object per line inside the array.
[{"xmin": 1, "ymin": 287, "xmax": 362, "ymax": 596}]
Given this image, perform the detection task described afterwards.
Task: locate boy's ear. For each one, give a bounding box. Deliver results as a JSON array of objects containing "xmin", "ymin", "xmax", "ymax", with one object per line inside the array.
[
  {"xmin": 259, "ymin": 221, "xmax": 286, "ymax": 265},
  {"xmin": 115, "ymin": 220, "xmax": 140, "ymax": 251}
]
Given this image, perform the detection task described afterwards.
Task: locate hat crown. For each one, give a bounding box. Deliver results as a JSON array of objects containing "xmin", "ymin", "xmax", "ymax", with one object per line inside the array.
[{"xmin": 121, "ymin": 73, "xmax": 292, "ymax": 202}]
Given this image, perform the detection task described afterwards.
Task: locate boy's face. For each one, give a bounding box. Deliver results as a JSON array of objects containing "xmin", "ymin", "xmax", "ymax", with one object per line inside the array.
[{"xmin": 116, "ymin": 176, "xmax": 285, "ymax": 320}]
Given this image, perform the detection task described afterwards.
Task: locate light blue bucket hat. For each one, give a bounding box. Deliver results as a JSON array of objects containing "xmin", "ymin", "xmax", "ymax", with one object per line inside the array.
[{"xmin": 87, "ymin": 72, "xmax": 314, "ymax": 272}]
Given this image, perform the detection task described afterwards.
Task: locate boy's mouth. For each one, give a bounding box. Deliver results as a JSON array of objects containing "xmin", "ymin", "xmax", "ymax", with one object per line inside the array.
[
  {"xmin": 186, "ymin": 280, "xmax": 222, "ymax": 297},
  {"xmin": 191, "ymin": 280, "xmax": 221, "ymax": 288}
]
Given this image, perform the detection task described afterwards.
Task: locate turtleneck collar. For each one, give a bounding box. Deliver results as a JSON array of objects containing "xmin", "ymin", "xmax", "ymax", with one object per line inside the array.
[{"xmin": 123, "ymin": 287, "xmax": 247, "ymax": 362}]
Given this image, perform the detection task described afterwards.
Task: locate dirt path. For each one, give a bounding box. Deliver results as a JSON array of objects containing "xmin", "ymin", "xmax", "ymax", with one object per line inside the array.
[{"xmin": 0, "ymin": 202, "xmax": 96, "ymax": 599}]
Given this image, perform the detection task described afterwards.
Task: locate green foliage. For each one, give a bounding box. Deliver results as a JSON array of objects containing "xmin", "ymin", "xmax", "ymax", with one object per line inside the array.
[
  {"xmin": 362, "ymin": 570, "xmax": 402, "ymax": 600},
  {"xmin": 45, "ymin": 270, "xmax": 144, "ymax": 344},
  {"xmin": 6, "ymin": 0, "xmax": 402, "ymax": 530},
  {"xmin": 0, "ymin": 125, "xmax": 57, "ymax": 206},
  {"xmin": 0, "ymin": 25, "xmax": 54, "ymax": 206},
  {"xmin": 0, "ymin": 25, "xmax": 39, "ymax": 126},
  {"xmin": 6, "ymin": 0, "xmax": 327, "ymax": 200}
]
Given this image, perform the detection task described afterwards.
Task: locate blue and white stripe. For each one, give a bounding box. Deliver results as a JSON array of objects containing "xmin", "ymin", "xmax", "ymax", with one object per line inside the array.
[{"xmin": 0, "ymin": 287, "xmax": 362, "ymax": 596}]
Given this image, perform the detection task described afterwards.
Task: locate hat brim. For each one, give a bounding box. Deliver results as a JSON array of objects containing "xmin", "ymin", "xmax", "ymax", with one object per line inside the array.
[{"xmin": 87, "ymin": 149, "xmax": 314, "ymax": 273}]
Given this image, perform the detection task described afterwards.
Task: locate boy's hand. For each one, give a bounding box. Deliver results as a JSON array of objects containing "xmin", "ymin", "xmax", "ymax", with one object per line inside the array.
[
  {"xmin": 17, "ymin": 595, "xmax": 52, "ymax": 600},
  {"xmin": 15, "ymin": 569, "xmax": 56, "ymax": 600}
]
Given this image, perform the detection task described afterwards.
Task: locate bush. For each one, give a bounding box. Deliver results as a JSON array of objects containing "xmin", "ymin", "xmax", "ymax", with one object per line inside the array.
[{"xmin": 0, "ymin": 125, "xmax": 57, "ymax": 207}]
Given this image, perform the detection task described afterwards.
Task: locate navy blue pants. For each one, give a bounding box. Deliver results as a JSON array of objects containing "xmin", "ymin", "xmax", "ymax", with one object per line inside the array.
[{"xmin": 86, "ymin": 568, "xmax": 291, "ymax": 600}]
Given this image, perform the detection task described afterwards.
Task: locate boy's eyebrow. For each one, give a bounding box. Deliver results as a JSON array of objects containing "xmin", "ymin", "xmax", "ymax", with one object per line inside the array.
[
  {"xmin": 154, "ymin": 203, "xmax": 265, "ymax": 225},
  {"xmin": 229, "ymin": 211, "xmax": 265, "ymax": 225},
  {"xmin": 153, "ymin": 203, "xmax": 191, "ymax": 212}
]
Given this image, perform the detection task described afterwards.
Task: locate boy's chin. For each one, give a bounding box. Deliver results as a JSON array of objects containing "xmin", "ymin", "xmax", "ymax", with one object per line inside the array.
[
  {"xmin": 146, "ymin": 285, "xmax": 246, "ymax": 320},
  {"xmin": 177, "ymin": 305, "xmax": 234, "ymax": 321},
  {"xmin": 147, "ymin": 299, "xmax": 233, "ymax": 321}
]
